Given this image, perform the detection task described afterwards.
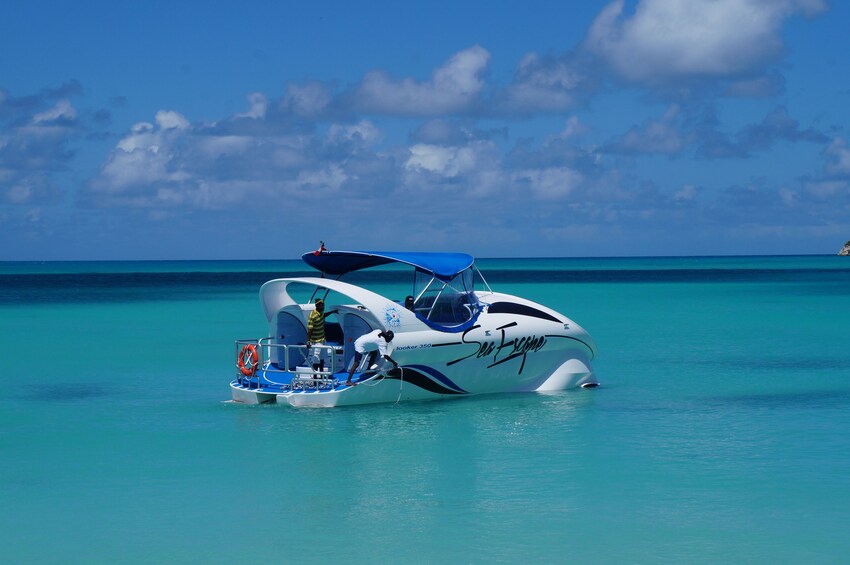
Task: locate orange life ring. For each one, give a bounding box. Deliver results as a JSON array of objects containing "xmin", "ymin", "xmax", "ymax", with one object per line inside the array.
[{"xmin": 238, "ymin": 344, "xmax": 259, "ymax": 377}]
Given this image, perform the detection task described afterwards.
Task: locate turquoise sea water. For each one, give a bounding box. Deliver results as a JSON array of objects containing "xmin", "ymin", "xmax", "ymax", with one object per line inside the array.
[{"xmin": 2, "ymin": 255, "xmax": 850, "ymax": 563}]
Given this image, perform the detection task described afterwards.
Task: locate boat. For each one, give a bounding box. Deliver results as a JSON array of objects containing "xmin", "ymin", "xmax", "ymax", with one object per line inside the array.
[{"xmin": 230, "ymin": 248, "xmax": 598, "ymax": 407}]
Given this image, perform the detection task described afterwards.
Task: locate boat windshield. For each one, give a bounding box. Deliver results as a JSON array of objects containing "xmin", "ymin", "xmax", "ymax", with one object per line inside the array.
[{"xmin": 412, "ymin": 266, "xmax": 482, "ymax": 326}]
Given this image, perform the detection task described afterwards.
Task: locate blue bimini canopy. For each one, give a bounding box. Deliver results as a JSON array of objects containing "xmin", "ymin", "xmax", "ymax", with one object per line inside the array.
[{"xmin": 302, "ymin": 250, "xmax": 474, "ymax": 281}]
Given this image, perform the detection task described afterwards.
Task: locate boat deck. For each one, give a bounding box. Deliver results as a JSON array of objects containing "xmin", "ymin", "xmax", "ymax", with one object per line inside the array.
[{"xmin": 235, "ymin": 367, "xmax": 364, "ymax": 390}]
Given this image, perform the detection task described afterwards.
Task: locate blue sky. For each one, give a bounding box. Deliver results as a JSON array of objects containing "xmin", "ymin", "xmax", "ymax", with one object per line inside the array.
[{"xmin": 2, "ymin": 0, "xmax": 849, "ymax": 260}]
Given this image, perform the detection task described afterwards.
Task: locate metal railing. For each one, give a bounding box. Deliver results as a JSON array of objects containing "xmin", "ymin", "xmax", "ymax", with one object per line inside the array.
[{"xmin": 234, "ymin": 338, "xmax": 342, "ymax": 391}]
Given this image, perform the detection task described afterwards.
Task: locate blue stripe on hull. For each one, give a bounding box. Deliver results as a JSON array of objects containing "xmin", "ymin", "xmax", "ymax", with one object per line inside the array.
[{"xmin": 383, "ymin": 365, "xmax": 467, "ymax": 395}]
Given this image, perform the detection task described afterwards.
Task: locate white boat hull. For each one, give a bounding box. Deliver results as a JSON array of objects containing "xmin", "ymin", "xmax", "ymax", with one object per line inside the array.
[
  {"xmin": 228, "ymin": 253, "xmax": 598, "ymax": 407},
  {"xmin": 230, "ymin": 339, "xmax": 596, "ymax": 407}
]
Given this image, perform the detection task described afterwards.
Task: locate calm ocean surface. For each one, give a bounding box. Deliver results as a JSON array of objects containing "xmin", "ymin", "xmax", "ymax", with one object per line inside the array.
[{"xmin": 2, "ymin": 255, "xmax": 850, "ymax": 563}]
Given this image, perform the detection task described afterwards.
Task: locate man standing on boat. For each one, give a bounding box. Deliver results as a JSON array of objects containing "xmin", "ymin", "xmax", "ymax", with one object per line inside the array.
[
  {"xmin": 306, "ymin": 298, "xmax": 337, "ymax": 374},
  {"xmin": 346, "ymin": 330, "xmax": 398, "ymax": 386}
]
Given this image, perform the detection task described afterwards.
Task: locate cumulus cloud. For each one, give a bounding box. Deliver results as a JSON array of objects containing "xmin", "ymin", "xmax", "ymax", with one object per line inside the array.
[
  {"xmin": 327, "ymin": 44, "xmax": 594, "ymax": 119},
  {"xmin": 2, "ymin": 174, "xmax": 62, "ymax": 206},
  {"xmin": 778, "ymin": 187, "xmax": 797, "ymax": 206},
  {"xmin": 406, "ymin": 144, "xmax": 479, "ymax": 177},
  {"xmin": 154, "ymin": 110, "xmax": 190, "ymax": 131},
  {"xmin": 558, "ymin": 116, "xmax": 592, "ymax": 140},
  {"xmin": 512, "ymin": 167, "xmax": 584, "ymax": 201},
  {"xmin": 606, "ymin": 105, "xmax": 689, "ymax": 155},
  {"xmin": 736, "ymin": 106, "xmax": 828, "ymax": 149},
  {"xmin": 724, "ymin": 70, "xmax": 786, "ymax": 98},
  {"xmin": 73, "ymin": 20, "xmax": 837, "ymax": 255},
  {"xmin": 495, "ymin": 52, "xmax": 591, "ymax": 114},
  {"xmin": 87, "ymin": 102, "xmax": 390, "ymax": 210},
  {"xmin": 695, "ymin": 106, "xmax": 829, "ymax": 159},
  {"xmin": 411, "ymin": 120, "xmax": 474, "ymax": 145},
  {"xmin": 403, "ymin": 140, "xmax": 505, "ymax": 197},
  {"xmin": 508, "ymin": 119, "xmax": 602, "ymax": 174},
  {"xmin": 91, "ymin": 112, "xmax": 192, "ymax": 196},
  {"xmin": 674, "ymin": 184, "xmax": 699, "ymax": 203},
  {"xmin": 825, "ymin": 138, "xmax": 850, "ymax": 176},
  {"xmin": 327, "ymin": 120, "xmax": 380, "ymax": 146},
  {"xmin": 0, "ymin": 89, "xmax": 87, "ymax": 206},
  {"xmin": 279, "ymin": 81, "xmax": 334, "ymax": 120},
  {"xmin": 352, "ymin": 46, "xmax": 490, "ymax": 116},
  {"xmin": 804, "ymin": 179, "xmax": 848, "ymax": 199},
  {"xmin": 32, "ymin": 99, "xmax": 77, "ymax": 125},
  {"xmin": 236, "ymin": 92, "xmax": 268, "ymax": 119},
  {"xmin": 585, "ymin": 0, "xmax": 827, "ymax": 84}
]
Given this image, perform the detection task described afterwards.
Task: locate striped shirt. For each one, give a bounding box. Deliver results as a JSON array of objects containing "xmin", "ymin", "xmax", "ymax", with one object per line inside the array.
[{"xmin": 307, "ymin": 309, "xmax": 327, "ymax": 343}]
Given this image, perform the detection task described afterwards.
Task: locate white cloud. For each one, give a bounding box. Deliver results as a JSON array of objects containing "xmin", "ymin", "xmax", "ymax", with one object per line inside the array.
[
  {"xmin": 559, "ymin": 116, "xmax": 591, "ymax": 140},
  {"xmin": 0, "ymin": 96, "xmax": 81, "ymax": 207},
  {"xmin": 89, "ymin": 104, "xmax": 382, "ymax": 210},
  {"xmin": 411, "ymin": 119, "xmax": 474, "ymax": 145},
  {"xmin": 155, "ymin": 110, "xmax": 190, "ymax": 130},
  {"xmin": 236, "ymin": 92, "xmax": 268, "ymax": 119},
  {"xmin": 585, "ymin": 0, "xmax": 826, "ymax": 83},
  {"xmin": 32, "ymin": 99, "xmax": 77, "ymax": 124},
  {"xmin": 117, "ymin": 122, "xmax": 155, "ymax": 152},
  {"xmin": 498, "ymin": 53, "xmax": 584, "ymax": 113},
  {"xmin": 674, "ymin": 184, "xmax": 698, "ymax": 202},
  {"xmin": 513, "ymin": 167, "xmax": 583, "ymax": 200},
  {"xmin": 724, "ymin": 72, "xmax": 785, "ymax": 97},
  {"xmin": 94, "ymin": 144, "xmax": 185, "ymax": 194},
  {"xmin": 779, "ymin": 187, "xmax": 797, "ymax": 206},
  {"xmin": 24, "ymin": 207, "xmax": 41, "ymax": 223},
  {"xmin": 6, "ymin": 182, "xmax": 34, "ymax": 204},
  {"xmin": 403, "ymin": 140, "xmax": 505, "ymax": 197},
  {"xmin": 328, "ymin": 120, "xmax": 380, "ymax": 145},
  {"xmin": 280, "ymin": 82, "xmax": 333, "ymax": 119},
  {"xmin": 804, "ymin": 179, "xmax": 848, "ymax": 199},
  {"xmin": 272, "ymin": 145, "xmax": 309, "ymax": 169},
  {"xmin": 611, "ymin": 105, "xmax": 688, "ymax": 154},
  {"xmin": 294, "ymin": 164, "xmax": 348, "ymax": 193},
  {"xmin": 96, "ymin": 112, "xmax": 192, "ymax": 193},
  {"xmin": 825, "ymin": 137, "xmax": 850, "ymax": 176},
  {"xmin": 354, "ymin": 46, "xmax": 490, "ymax": 116},
  {"xmin": 622, "ymin": 122, "xmax": 685, "ymax": 153},
  {"xmin": 196, "ymin": 135, "xmax": 255, "ymax": 159},
  {"xmin": 406, "ymin": 144, "xmax": 478, "ymax": 177}
]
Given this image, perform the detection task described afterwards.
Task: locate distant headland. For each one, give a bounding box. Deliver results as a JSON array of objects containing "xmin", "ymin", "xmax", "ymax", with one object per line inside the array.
[{"xmin": 840, "ymin": 241, "xmax": 850, "ymax": 256}]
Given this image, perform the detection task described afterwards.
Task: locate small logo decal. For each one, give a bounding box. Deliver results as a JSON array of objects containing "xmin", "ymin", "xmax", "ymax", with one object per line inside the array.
[{"xmin": 383, "ymin": 305, "xmax": 402, "ymax": 328}]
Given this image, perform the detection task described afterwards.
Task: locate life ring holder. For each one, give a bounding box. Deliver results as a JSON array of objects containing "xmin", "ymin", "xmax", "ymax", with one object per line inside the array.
[{"xmin": 238, "ymin": 344, "xmax": 259, "ymax": 378}]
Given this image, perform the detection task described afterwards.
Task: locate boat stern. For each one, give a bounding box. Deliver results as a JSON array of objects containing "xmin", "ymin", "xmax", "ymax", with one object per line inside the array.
[{"xmin": 229, "ymin": 380, "xmax": 279, "ymax": 404}]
